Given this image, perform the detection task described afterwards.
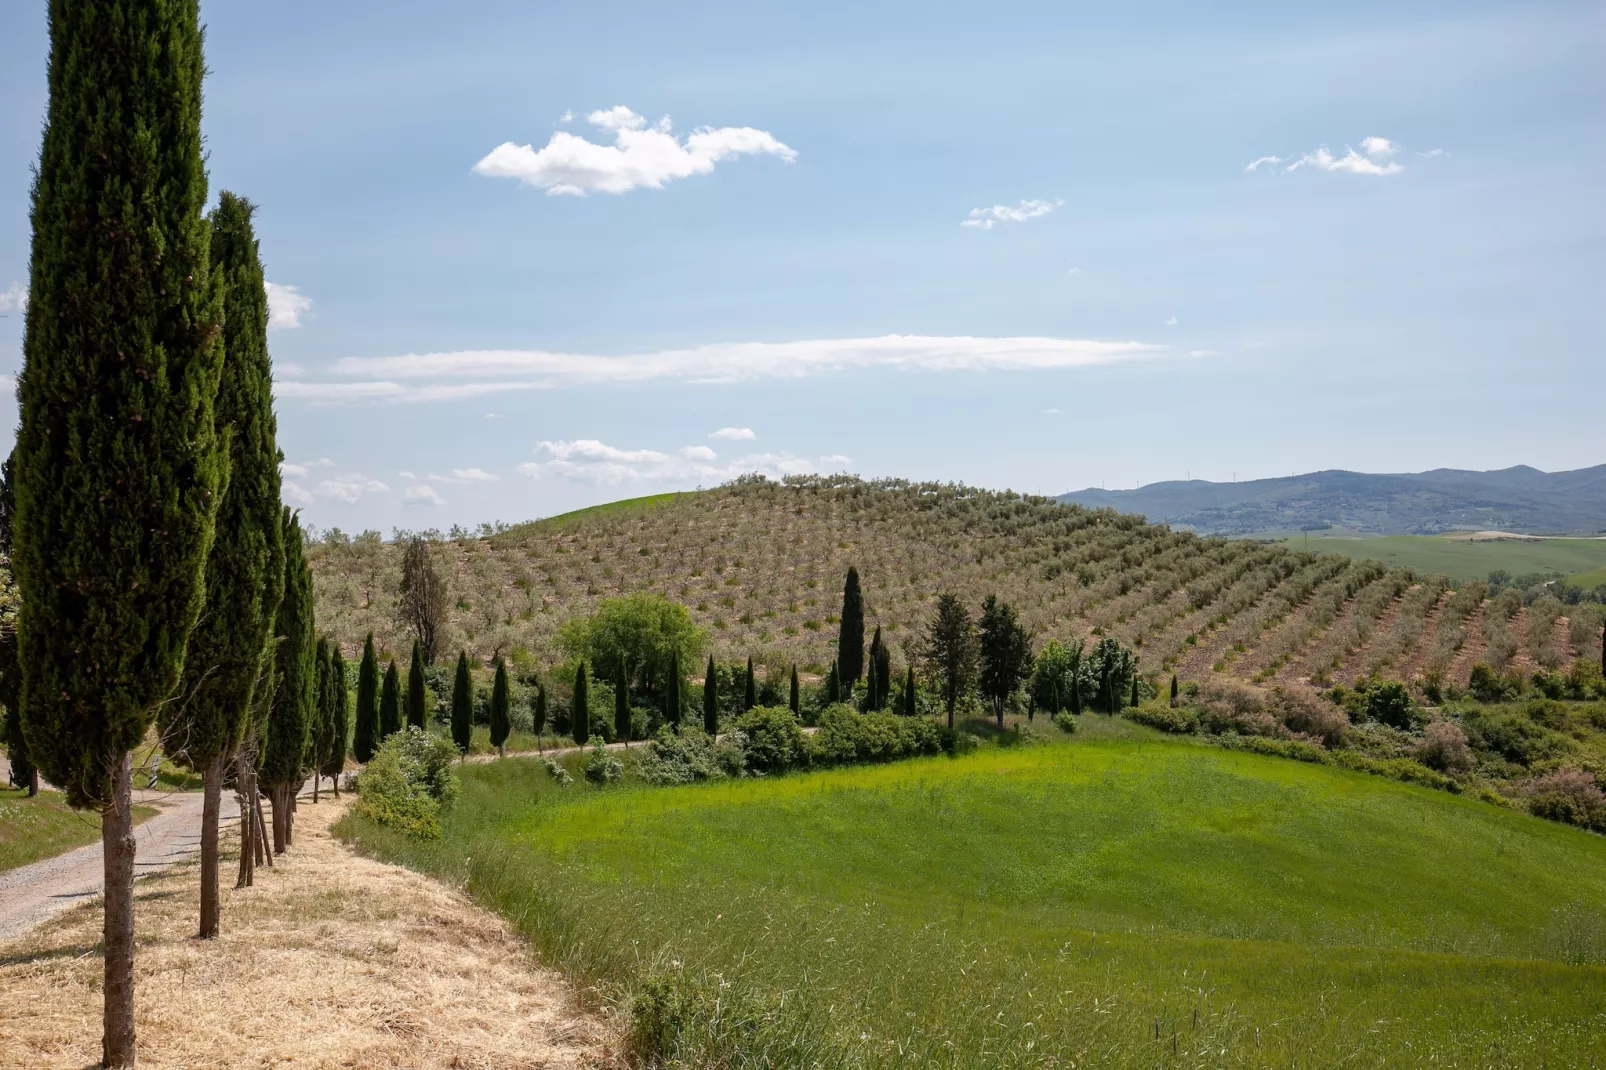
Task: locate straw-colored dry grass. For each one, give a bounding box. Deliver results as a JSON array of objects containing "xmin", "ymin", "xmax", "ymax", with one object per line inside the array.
[{"xmin": 0, "ymin": 794, "xmax": 614, "ymax": 1069}]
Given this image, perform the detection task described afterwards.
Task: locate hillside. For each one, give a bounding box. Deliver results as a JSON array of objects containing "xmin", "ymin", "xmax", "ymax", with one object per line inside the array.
[
  {"xmin": 1058, "ymin": 464, "xmax": 1606, "ymax": 536},
  {"xmin": 307, "ymin": 477, "xmax": 1602, "ymax": 690}
]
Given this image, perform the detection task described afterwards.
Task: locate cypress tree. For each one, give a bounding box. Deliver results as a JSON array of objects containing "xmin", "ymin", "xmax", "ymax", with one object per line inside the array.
[
  {"xmin": 353, "ymin": 634, "xmax": 380, "ymax": 763},
  {"xmin": 451, "ymin": 651, "xmax": 473, "ymax": 754},
  {"xmin": 573, "ymin": 662, "xmax": 590, "ymax": 745},
  {"xmin": 321, "ymin": 647, "xmax": 348, "ymax": 794},
  {"xmin": 614, "ymin": 658, "xmax": 631, "ymax": 745},
  {"xmin": 14, "ymin": 0, "xmax": 224, "ymax": 1055},
  {"xmin": 310, "ymin": 637, "xmax": 331, "ymax": 802},
  {"xmin": 703, "ymin": 655, "xmax": 719, "ymax": 735},
  {"xmin": 406, "ymin": 638, "xmax": 427, "ymax": 729},
  {"xmin": 838, "ymin": 566, "xmax": 865, "ymax": 685},
  {"xmin": 1169, "ymin": 674, "xmax": 1180, "ymax": 708},
  {"xmin": 0, "ymin": 464, "xmax": 32, "ymax": 796},
  {"xmin": 1600, "ymin": 618, "xmax": 1604, "ymax": 677},
  {"xmin": 744, "ymin": 655, "xmax": 757, "ymax": 712},
  {"xmin": 826, "ymin": 661, "xmax": 842, "ymax": 704},
  {"xmin": 1130, "ymin": 675, "xmax": 1140, "ymax": 709},
  {"xmin": 490, "ymin": 658, "xmax": 511, "ymax": 756},
  {"xmin": 1048, "ymin": 678, "xmax": 1060, "ymax": 715},
  {"xmin": 865, "ymin": 657, "xmax": 880, "ymax": 713},
  {"xmin": 903, "ymin": 665, "xmax": 917, "ymax": 717},
  {"xmin": 379, "ymin": 662, "xmax": 401, "ymax": 740},
  {"xmin": 531, "ymin": 682, "xmax": 548, "ymax": 751},
  {"xmin": 868, "ymin": 625, "xmax": 890, "ymax": 708},
  {"xmin": 665, "ymin": 650, "xmax": 682, "ymax": 730},
  {"xmin": 259, "ymin": 511, "xmax": 314, "ymax": 855},
  {"xmin": 789, "ymin": 665, "xmax": 800, "ymax": 715},
  {"xmin": 153, "ymin": 192, "xmax": 282, "ymax": 939}
]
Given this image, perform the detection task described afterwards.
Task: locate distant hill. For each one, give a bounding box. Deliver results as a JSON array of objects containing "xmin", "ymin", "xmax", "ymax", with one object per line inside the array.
[{"xmin": 1057, "ymin": 465, "xmax": 1606, "ymax": 536}]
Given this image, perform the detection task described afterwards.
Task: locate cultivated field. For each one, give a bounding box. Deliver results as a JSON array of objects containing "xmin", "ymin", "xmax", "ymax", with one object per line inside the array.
[
  {"xmin": 1253, "ymin": 530, "xmax": 1606, "ymax": 583},
  {"xmin": 308, "ymin": 478, "xmax": 1602, "ymax": 691},
  {"xmin": 341, "ymin": 718, "xmax": 1606, "ymax": 1068}
]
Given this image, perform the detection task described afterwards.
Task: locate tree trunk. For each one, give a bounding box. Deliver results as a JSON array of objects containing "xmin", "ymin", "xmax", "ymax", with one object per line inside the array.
[
  {"xmin": 313, "ymin": 772, "xmax": 320, "ymax": 804},
  {"xmin": 199, "ymin": 753, "xmax": 223, "ymax": 938},
  {"xmin": 26, "ymin": 766, "xmax": 38, "ymax": 798},
  {"xmin": 234, "ymin": 754, "xmax": 253, "ymax": 889},
  {"xmin": 254, "ymin": 790, "xmax": 272, "ymax": 867},
  {"xmin": 270, "ymin": 786, "xmax": 286, "ymax": 854},
  {"xmin": 102, "ymin": 751, "xmax": 137, "ymax": 1068}
]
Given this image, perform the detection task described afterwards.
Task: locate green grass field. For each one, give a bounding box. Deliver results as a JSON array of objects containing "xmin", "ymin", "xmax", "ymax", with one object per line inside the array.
[
  {"xmin": 340, "ymin": 720, "xmax": 1606, "ymax": 1067},
  {"xmin": 1256, "ymin": 531, "xmax": 1606, "ymax": 582},
  {"xmin": 504, "ymin": 491, "xmax": 695, "ymax": 536},
  {"xmin": 0, "ymin": 787, "xmax": 157, "ymax": 873}
]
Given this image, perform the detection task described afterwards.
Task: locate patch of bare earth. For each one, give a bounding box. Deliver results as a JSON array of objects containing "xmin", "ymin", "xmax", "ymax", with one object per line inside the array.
[
  {"xmin": 1392, "ymin": 588, "xmax": 1452, "ymax": 685},
  {"xmin": 0, "ymin": 793, "xmax": 613, "ymax": 1070}
]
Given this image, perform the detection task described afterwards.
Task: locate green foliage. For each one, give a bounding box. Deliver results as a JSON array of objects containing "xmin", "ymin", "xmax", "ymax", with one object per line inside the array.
[
  {"xmin": 922, "ymin": 593, "xmax": 977, "ymax": 726},
  {"xmin": 744, "ymin": 655, "xmax": 757, "ymax": 712},
  {"xmin": 613, "ymin": 658, "xmax": 632, "ymax": 744},
  {"xmin": 810, "ymin": 705, "xmax": 942, "ymax": 765},
  {"xmin": 1366, "ymin": 680, "xmax": 1422, "ymax": 730},
  {"xmin": 557, "ymin": 592, "xmax": 706, "ymax": 697},
  {"xmin": 977, "ymin": 595, "xmax": 1032, "ymax": 725},
  {"xmin": 702, "ymin": 655, "xmax": 718, "ymax": 734},
  {"xmin": 162, "ymin": 192, "xmax": 283, "ymax": 776},
  {"xmin": 490, "ymin": 658, "xmax": 511, "ymax": 750},
  {"xmin": 379, "ymin": 661, "xmax": 401, "ymax": 739},
  {"xmin": 731, "ymin": 707, "xmax": 809, "ymax": 773},
  {"xmin": 789, "ymin": 664, "xmax": 800, "ymax": 715},
  {"xmin": 310, "ymin": 637, "xmax": 336, "ymax": 775},
  {"xmin": 1087, "ymin": 636, "xmax": 1136, "ymax": 713},
  {"xmin": 825, "ymin": 661, "xmax": 841, "ymax": 704},
  {"xmin": 837, "ymin": 565, "xmax": 865, "ymax": 684},
  {"xmin": 1030, "ymin": 638, "xmax": 1083, "ymax": 714},
  {"xmin": 1053, "ymin": 711, "xmax": 1078, "ymax": 734},
  {"xmin": 261, "ymin": 512, "xmax": 315, "ymax": 788},
  {"xmin": 1469, "ymin": 662, "xmax": 1521, "ymax": 703},
  {"xmin": 634, "ymin": 726, "xmax": 745, "ymax": 785},
  {"xmin": 15, "ymin": 0, "xmax": 225, "ymax": 809},
  {"xmin": 354, "ymin": 634, "xmax": 380, "ymax": 763},
  {"xmin": 1126, "ymin": 703, "xmax": 1201, "ymax": 734},
  {"xmin": 573, "ymin": 662, "xmax": 591, "ymax": 745},
  {"xmin": 320, "ymin": 646, "xmax": 349, "ymax": 779},
  {"xmin": 352, "ymin": 727, "xmax": 460, "ymax": 839},
  {"xmin": 451, "ymin": 651, "xmax": 473, "ymax": 753},
  {"xmin": 531, "ymin": 682, "xmax": 548, "ymax": 738},
  {"xmin": 584, "ymin": 740, "xmax": 623, "ymax": 784},
  {"xmin": 867, "ymin": 625, "xmax": 891, "ymax": 710},
  {"xmin": 662, "ymin": 651, "xmax": 679, "ymax": 731},
  {"xmin": 406, "ymin": 639, "xmax": 427, "ymax": 729}
]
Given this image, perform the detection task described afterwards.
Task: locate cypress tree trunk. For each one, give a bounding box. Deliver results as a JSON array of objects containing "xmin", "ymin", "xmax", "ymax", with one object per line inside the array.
[
  {"xmin": 102, "ymin": 753, "xmax": 137, "ymax": 1069},
  {"xmin": 234, "ymin": 753, "xmax": 254, "ymax": 889},
  {"xmin": 703, "ymin": 656, "xmax": 718, "ymax": 735}
]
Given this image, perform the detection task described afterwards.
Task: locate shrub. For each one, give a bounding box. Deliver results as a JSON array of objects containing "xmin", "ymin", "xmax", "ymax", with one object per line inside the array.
[
  {"xmin": 1414, "ymin": 720, "xmax": 1475, "ymax": 774},
  {"xmin": 1517, "ymin": 769, "xmax": 1606, "ymax": 832},
  {"xmin": 541, "ymin": 756, "xmax": 574, "ymax": 786},
  {"xmin": 1193, "ymin": 679, "xmax": 1281, "ymax": 737},
  {"xmin": 1366, "ymin": 681, "xmax": 1423, "ymax": 730},
  {"xmin": 584, "ymin": 741, "xmax": 624, "ymax": 784},
  {"xmin": 1271, "ymin": 686, "xmax": 1348, "ymax": 746},
  {"xmin": 1460, "ymin": 708, "xmax": 1573, "ymax": 768},
  {"xmin": 1469, "ymin": 662, "xmax": 1517, "ymax": 703},
  {"xmin": 810, "ymin": 705, "xmax": 942, "ymax": 766},
  {"xmin": 635, "ymin": 727, "xmax": 734, "ymax": 785},
  {"xmin": 1053, "ymin": 711, "xmax": 1078, "ymax": 734},
  {"xmin": 1125, "ymin": 704, "xmax": 1199, "ymax": 734},
  {"xmin": 352, "ymin": 727, "xmax": 460, "ymax": 839},
  {"xmin": 732, "ymin": 706, "xmax": 809, "ymax": 773}
]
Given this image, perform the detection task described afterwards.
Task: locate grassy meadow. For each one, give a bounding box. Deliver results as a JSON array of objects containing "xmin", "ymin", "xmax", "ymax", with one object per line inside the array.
[
  {"xmin": 339, "ymin": 720, "xmax": 1606, "ymax": 1068},
  {"xmin": 0, "ymin": 786, "xmax": 156, "ymax": 873},
  {"xmin": 1256, "ymin": 530, "xmax": 1606, "ymax": 583}
]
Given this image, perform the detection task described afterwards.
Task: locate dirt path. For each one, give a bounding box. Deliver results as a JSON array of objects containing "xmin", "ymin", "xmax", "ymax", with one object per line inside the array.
[
  {"xmin": 0, "ymin": 793, "xmax": 611, "ymax": 1069},
  {"xmin": 0, "ymin": 789, "xmax": 209, "ymax": 943}
]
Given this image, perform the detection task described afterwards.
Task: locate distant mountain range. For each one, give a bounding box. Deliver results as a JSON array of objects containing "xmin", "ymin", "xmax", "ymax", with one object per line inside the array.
[{"xmin": 1057, "ymin": 465, "xmax": 1606, "ymax": 536}]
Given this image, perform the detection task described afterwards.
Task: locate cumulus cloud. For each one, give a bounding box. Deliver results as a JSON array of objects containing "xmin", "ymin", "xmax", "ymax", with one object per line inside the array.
[
  {"xmin": 265, "ymin": 281, "xmax": 312, "ymax": 329},
  {"xmin": 282, "ymin": 481, "xmax": 314, "ymax": 505},
  {"xmin": 450, "ymin": 467, "xmax": 500, "ymax": 482},
  {"xmin": 518, "ymin": 439, "xmax": 820, "ymax": 486},
  {"xmin": 1248, "ymin": 136, "xmax": 1408, "ymax": 176},
  {"xmin": 275, "ymin": 335, "xmax": 1164, "ymax": 404},
  {"xmin": 961, "ymin": 198, "xmax": 1062, "ymax": 230},
  {"xmin": 313, "ymin": 477, "xmax": 389, "ymax": 504},
  {"xmin": 0, "ymin": 282, "xmax": 27, "ymax": 314},
  {"xmin": 472, "ymin": 106, "xmax": 795, "ymax": 196},
  {"xmin": 404, "ymin": 484, "xmax": 446, "ymax": 506},
  {"xmin": 709, "ymin": 427, "xmax": 755, "ymax": 441},
  {"xmin": 819, "ymin": 455, "xmax": 852, "ymax": 469}
]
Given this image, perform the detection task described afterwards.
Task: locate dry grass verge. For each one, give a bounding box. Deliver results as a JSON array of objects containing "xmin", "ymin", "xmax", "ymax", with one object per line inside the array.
[{"xmin": 0, "ymin": 794, "xmax": 613, "ymax": 1069}]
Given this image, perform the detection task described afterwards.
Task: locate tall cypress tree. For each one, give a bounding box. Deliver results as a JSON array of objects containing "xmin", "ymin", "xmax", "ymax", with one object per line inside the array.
[
  {"xmin": 450, "ymin": 651, "xmax": 472, "ymax": 754},
  {"xmin": 744, "ymin": 655, "xmax": 757, "ymax": 711},
  {"xmin": 703, "ymin": 655, "xmax": 719, "ymax": 735},
  {"xmin": 379, "ymin": 661, "xmax": 401, "ymax": 739},
  {"xmin": 0, "ymin": 459, "xmax": 32, "ymax": 797},
  {"xmin": 1130, "ymin": 674, "xmax": 1140, "ymax": 709},
  {"xmin": 613, "ymin": 658, "xmax": 631, "ymax": 744},
  {"xmin": 903, "ymin": 665, "xmax": 917, "ymax": 717},
  {"xmin": 321, "ymin": 646, "xmax": 348, "ymax": 793},
  {"xmin": 309, "ymin": 637, "xmax": 331, "ymax": 802},
  {"xmin": 531, "ymin": 682, "xmax": 548, "ymax": 750},
  {"xmin": 1169, "ymin": 674, "xmax": 1180, "ymax": 708},
  {"xmin": 259, "ymin": 511, "xmax": 314, "ymax": 855},
  {"xmin": 789, "ymin": 665, "xmax": 800, "ymax": 716},
  {"xmin": 14, "ymin": 0, "xmax": 224, "ymax": 1056},
  {"xmin": 405, "ymin": 638, "xmax": 427, "ymax": 729},
  {"xmin": 826, "ymin": 661, "xmax": 842, "ymax": 704},
  {"xmin": 865, "ymin": 657, "xmax": 880, "ymax": 713},
  {"xmin": 160, "ymin": 191, "xmax": 282, "ymax": 939},
  {"xmin": 353, "ymin": 634, "xmax": 380, "ymax": 763},
  {"xmin": 665, "ymin": 651, "xmax": 681, "ymax": 731},
  {"xmin": 573, "ymin": 662, "xmax": 590, "ymax": 745},
  {"xmin": 490, "ymin": 658, "xmax": 511, "ymax": 756},
  {"xmin": 838, "ymin": 566, "xmax": 865, "ymax": 685}
]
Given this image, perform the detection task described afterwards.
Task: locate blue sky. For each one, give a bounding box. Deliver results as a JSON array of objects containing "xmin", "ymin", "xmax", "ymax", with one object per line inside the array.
[{"xmin": 1, "ymin": 0, "xmax": 1602, "ymax": 533}]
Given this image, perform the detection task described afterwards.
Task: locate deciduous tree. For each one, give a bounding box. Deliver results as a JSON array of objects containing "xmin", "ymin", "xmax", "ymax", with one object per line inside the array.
[{"xmin": 396, "ymin": 537, "xmax": 447, "ymax": 664}]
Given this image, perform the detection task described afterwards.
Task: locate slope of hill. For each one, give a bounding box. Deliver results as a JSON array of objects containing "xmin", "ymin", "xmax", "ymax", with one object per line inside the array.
[
  {"xmin": 307, "ymin": 477, "xmax": 1601, "ymax": 690},
  {"xmin": 1058, "ymin": 464, "xmax": 1606, "ymax": 536}
]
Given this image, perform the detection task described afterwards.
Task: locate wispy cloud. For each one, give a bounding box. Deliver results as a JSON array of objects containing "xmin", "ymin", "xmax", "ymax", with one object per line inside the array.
[
  {"xmin": 473, "ymin": 106, "xmax": 795, "ymax": 196},
  {"xmin": 961, "ymin": 198, "xmax": 1062, "ymax": 230},
  {"xmin": 0, "ymin": 282, "xmax": 26, "ymax": 314},
  {"xmin": 265, "ymin": 281, "xmax": 312, "ymax": 329},
  {"xmin": 710, "ymin": 427, "xmax": 756, "ymax": 441},
  {"xmin": 449, "ymin": 467, "xmax": 500, "ymax": 482},
  {"xmin": 1247, "ymin": 136, "xmax": 1418, "ymax": 176},
  {"xmin": 276, "ymin": 335, "xmax": 1164, "ymax": 404},
  {"xmin": 312, "ymin": 476, "xmax": 390, "ymax": 504},
  {"xmin": 404, "ymin": 484, "xmax": 446, "ymax": 506},
  {"xmin": 518, "ymin": 439, "xmax": 827, "ymax": 486}
]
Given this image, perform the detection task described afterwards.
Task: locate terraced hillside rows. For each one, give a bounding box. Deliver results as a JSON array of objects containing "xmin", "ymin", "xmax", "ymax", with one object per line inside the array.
[{"xmin": 307, "ymin": 478, "xmax": 1601, "ymax": 688}]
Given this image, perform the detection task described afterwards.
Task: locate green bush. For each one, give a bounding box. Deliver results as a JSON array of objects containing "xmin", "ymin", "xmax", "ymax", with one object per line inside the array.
[
  {"xmin": 584, "ymin": 741, "xmax": 623, "ymax": 784},
  {"xmin": 634, "ymin": 727, "xmax": 743, "ymax": 785},
  {"xmin": 352, "ymin": 727, "xmax": 460, "ymax": 838},
  {"xmin": 1052, "ymin": 711, "xmax": 1078, "ymax": 734},
  {"xmin": 732, "ymin": 706, "xmax": 809, "ymax": 774},
  {"xmin": 1366, "ymin": 682, "xmax": 1424, "ymax": 730},
  {"xmin": 1125, "ymin": 703, "xmax": 1199, "ymax": 734},
  {"xmin": 809, "ymin": 705, "xmax": 941, "ymax": 766}
]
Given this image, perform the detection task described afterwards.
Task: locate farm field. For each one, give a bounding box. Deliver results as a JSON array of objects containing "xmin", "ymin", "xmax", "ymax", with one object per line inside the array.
[
  {"xmin": 340, "ymin": 721, "xmax": 1606, "ymax": 1068},
  {"xmin": 308, "ymin": 478, "xmax": 1603, "ymax": 692},
  {"xmin": 1253, "ymin": 530, "xmax": 1606, "ymax": 583}
]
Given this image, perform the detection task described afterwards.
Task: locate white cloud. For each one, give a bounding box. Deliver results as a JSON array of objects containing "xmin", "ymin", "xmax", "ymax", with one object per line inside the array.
[
  {"xmin": 306, "ymin": 458, "xmax": 336, "ymax": 468},
  {"xmin": 819, "ymin": 455, "xmax": 852, "ymax": 469},
  {"xmin": 1042, "ymin": 407, "xmax": 1060, "ymax": 415},
  {"xmin": 1417, "ymin": 148, "xmax": 1445, "ymax": 159},
  {"xmin": 280, "ymin": 462, "xmax": 310, "ymax": 479},
  {"xmin": 557, "ymin": 110, "xmax": 574, "ymax": 124},
  {"xmin": 281, "ymin": 335, "xmax": 1163, "ymax": 404},
  {"xmin": 282, "ymin": 481, "xmax": 314, "ymax": 505},
  {"xmin": 1252, "ymin": 136, "xmax": 1407, "ymax": 177},
  {"xmin": 961, "ymin": 198, "xmax": 1062, "ymax": 230},
  {"xmin": 0, "ymin": 282, "xmax": 27, "ymax": 314},
  {"xmin": 709, "ymin": 427, "xmax": 756, "ymax": 441},
  {"xmin": 403, "ymin": 484, "xmax": 446, "ymax": 506},
  {"xmin": 472, "ymin": 106, "xmax": 795, "ymax": 196},
  {"xmin": 1164, "ymin": 315, "xmax": 1178, "ymax": 326},
  {"xmin": 312, "ymin": 476, "xmax": 389, "ymax": 504},
  {"xmin": 518, "ymin": 439, "xmax": 817, "ymax": 485},
  {"xmin": 399, "ymin": 470, "xmax": 418, "ymax": 480},
  {"xmin": 265, "ymin": 281, "xmax": 312, "ymax": 330},
  {"xmin": 680, "ymin": 445, "xmax": 717, "ymax": 461},
  {"xmin": 450, "ymin": 467, "xmax": 500, "ymax": 482}
]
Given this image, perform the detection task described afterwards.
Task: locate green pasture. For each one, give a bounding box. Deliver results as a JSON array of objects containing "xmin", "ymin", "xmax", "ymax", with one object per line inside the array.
[
  {"xmin": 1255, "ymin": 530, "xmax": 1606, "ymax": 582},
  {"xmin": 340, "ymin": 720, "xmax": 1606, "ymax": 1067},
  {"xmin": 504, "ymin": 491, "xmax": 696, "ymax": 536},
  {"xmin": 0, "ymin": 786, "xmax": 157, "ymax": 873}
]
